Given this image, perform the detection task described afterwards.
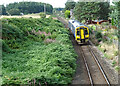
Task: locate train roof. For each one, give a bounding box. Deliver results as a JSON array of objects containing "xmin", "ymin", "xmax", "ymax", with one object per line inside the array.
[{"xmin": 69, "ymin": 19, "xmax": 87, "ymax": 28}]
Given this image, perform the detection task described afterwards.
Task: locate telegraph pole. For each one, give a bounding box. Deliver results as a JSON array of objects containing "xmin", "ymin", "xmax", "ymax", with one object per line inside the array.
[{"xmin": 44, "ymin": 4, "xmax": 46, "ymax": 14}]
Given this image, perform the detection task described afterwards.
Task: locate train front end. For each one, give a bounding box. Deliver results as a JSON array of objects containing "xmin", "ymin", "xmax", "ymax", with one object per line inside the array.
[{"xmin": 75, "ymin": 26, "xmax": 89, "ymax": 43}]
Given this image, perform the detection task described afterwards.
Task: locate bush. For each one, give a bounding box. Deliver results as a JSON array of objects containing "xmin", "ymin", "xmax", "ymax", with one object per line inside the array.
[
  {"xmin": 65, "ymin": 10, "xmax": 70, "ymax": 18},
  {"xmin": 41, "ymin": 34, "xmax": 45, "ymax": 40},
  {"xmin": 8, "ymin": 9, "xmax": 20, "ymax": 15},
  {"xmin": 40, "ymin": 12, "xmax": 46, "ymax": 18},
  {"xmin": 51, "ymin": 33, "xmax": 57, "ymax": 39},
  {"xmin": 1, "ymin": 39, "xmax": 11, "ymax": 52},
  {"xmin": 114, "ymin": 51, "xmax": 118, "ymax": 56},
  {"xmin": 95, "ymin": 31, "xmax": 102, "ymax": 39}
]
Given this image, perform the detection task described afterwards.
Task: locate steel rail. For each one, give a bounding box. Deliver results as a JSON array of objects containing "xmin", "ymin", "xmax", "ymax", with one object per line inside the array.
[
  {"xmin": 88, "ymin": 45, "xmax": 111, "ymax": 86},
  {"xmin": 80, "ymin": 46, "xmax": 94, "ymax": 86}
]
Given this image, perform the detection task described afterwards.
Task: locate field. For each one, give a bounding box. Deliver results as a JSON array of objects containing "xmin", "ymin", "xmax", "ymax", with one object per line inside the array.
[
  {"xmin": 0, "ymin": 13, "xmax": 50, "ymax": 19},
  {"xmin": 1, "ymin": 17, "xmax": 77, "ymax": 85}
]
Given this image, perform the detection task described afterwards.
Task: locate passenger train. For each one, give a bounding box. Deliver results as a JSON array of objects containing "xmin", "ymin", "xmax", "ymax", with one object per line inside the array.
[{"xmin": 68, "ymin": 20, "xmax": 89, "ymax": 43}]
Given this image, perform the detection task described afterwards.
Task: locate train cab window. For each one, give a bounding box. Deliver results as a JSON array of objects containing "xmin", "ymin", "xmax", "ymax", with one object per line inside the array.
[
  {"xmin": 84, "ymin": 28, "xmax": 88, "ymax": 35},
  {"xmin": 77, "ymin": 30, "xmax": 80, "ymax": 35}
]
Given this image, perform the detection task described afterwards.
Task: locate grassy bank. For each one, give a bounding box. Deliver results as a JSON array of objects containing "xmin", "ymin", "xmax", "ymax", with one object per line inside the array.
[{"xmin": 2, "ymin": 17, "xmax": 77, "ymax": 85}]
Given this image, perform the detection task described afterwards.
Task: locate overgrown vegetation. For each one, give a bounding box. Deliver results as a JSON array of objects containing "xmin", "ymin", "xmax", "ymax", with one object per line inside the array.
[
  {"xmin": 89, "ymin": 24, "xmax": 119, "ymax": 71},
  {"xmin": 2, "ymin": 17, "xmax": 77, "ymax": 85}
]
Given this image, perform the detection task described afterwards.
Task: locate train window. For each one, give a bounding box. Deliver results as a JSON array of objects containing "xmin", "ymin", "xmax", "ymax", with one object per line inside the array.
[
  {"xmin": 84, "ymin": 28, "xmax": 88, "ymax": 35},
  {"xmin": 77, "ymin": 31, "xmax": 80, "ymax": 35}
]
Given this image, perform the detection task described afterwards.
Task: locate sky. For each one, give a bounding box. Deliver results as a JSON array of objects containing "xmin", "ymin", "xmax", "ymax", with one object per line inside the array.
[{"xmin": 0, "ymin": 0, "xmax": 114, "ymax": 8}]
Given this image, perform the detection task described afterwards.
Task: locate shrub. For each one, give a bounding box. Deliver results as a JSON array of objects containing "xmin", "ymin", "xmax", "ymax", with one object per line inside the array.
[
  {"xmin": 8, "ymin": 9, "xmax": 20, "ymax": 15},
  {"xmin": 114, "ymin": 51, "xmax": 118, "ymax": 56},
  {"xmin": 95, "ymin": 31, "xmax": 102, "ymax": 39},
  {"xmin": 40, "ymin": 12, "xmax": 46, "ymax": 18},
  {"xmin": 112, "ymin": 60, "xmax": 117, "ymax": 67},
  {"xmin": 51, "ymin": 33, "xmax": 57, "ymax": 39},
  {"xmin": 1, "ymin": 39, "xmax": 11, "ymax": 53},
  {"xmin": 41, "ymin": 34, "xmax": 45, "ymax": 40},
  {"xmin": 65, "ymin": 10, "xmax": 70, "ymax": 18}
]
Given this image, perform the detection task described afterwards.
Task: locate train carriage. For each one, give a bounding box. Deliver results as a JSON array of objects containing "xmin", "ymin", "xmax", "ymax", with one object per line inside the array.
[{"xmin": 68, "ymin": 20, "xmax": 89, "ymax": 43}]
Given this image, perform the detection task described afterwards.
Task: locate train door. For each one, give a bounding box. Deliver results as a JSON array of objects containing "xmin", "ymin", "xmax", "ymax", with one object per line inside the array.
[
  {"xmin": 80, "ymin": 28, "xmax": 85, "ymax": 39},
  {"xmin": 79, "ymin": 27, "xmax": 85, "ymax": 43}
]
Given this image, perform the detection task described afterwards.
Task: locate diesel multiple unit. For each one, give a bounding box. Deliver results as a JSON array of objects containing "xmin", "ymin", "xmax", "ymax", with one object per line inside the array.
[{"xmin": 68, "ymin": 20, "xmax": 89, "ymax": 43}]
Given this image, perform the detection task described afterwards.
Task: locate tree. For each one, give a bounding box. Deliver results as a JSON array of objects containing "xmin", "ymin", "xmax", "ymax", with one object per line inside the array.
[
  {"xmin": 74, "ymin": 2, "xmax": 99, "ymax": 22},
  {"xmin": 109, "ymin": 1, "xmax": 120, "ymax": 38},
  {"xmin": 65, "ymin": 10, "xmax": 70, "ymax": 18},
  {"xmin": 74, "ymin": 2, "xmax": 110, "ymax": 22},
  {"xmin": 65, "ymin": 0, "xmax": 76, "ymax": 11},
  {"xmin": 8, "ymin": 9, "xmax": 20, "ymax": 15},
  {"xmin": 109, "ymin": 2, "xmax": 119, "ymax": 27},
  {"xmin": 6, "ymin": 2, "xmax": 53, "ymax": 14},
  {"xmin": 2, "ymin": 5, "xmax": 7, "ymax": 15},
  {"xmin": 97, "ymin": 2, "xmax": 110, "ymax": 20}
]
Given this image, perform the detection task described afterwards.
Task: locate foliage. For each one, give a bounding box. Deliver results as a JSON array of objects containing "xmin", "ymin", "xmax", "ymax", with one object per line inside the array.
[
  {"xmin": 109, "ymin": 1, "xmax": 120, "ymax": 40},
  {"xmin": 115, "ymin": 66, "xmax": 120, "ymax": 71},
  {"xmin": 97, "ymin": 2, "xmax": 110, "ymax": 20},
  {"xmin": 74, "ymin": 2, "xmax": 99, "ymax": 22},
  {"xmin": 65, "ymin": 0, "xmax": 76, "ymax": 11},
  {"xmin": 54, "ymin": 8, "xmax": 64, "ymax": 11},
  {"xmin": 6, "ymin": 2, "xmax": 53, "ymax": 15},
  {"xmin": 39, "ymin": 12, "xmax": 46, "ymax": 18},
  {"xmin": 112, "ymin": 60, "xmax": 117, "ymax": 67},
  {"xmin": 1, "ymin": 39, "xmax": 11, "ymax": 53},
  {"xmin": 95, "ymin": 31, "xmax": 102, "ymax": 42},
  {"xmin": 109, "ymin": 2, "xmax": 119, "ymax": 27},
  {"xmin": 114, "ymin": 51, "xmax": 118, "ymax": 56},
  {"xmin": 8, "ymin": 8, "xmax": 21, "ymax": 15},
  {"xmin": 65, "ymin": 10, "xmax": 70, "ymax": 18},
  {"xmin": 2, "ymin": 17, "xmax": 77, "ymax": 85},
  {"xmin": 2, "ymin": 5, "xmax": 7, "ymax": 15},
  {"xmin": 74, "ymin": 2, "xmax": 110, "ymax": 22}
]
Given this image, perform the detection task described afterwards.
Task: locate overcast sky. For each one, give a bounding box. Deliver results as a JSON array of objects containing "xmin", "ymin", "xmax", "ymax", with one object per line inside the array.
[{"xmin": 0, "ymin": 0, "xmax": 114, "ymax": 8}]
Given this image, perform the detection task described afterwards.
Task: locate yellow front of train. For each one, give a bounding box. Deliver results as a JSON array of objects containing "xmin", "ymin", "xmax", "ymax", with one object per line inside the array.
[{"xmin": 75, "ymin": 26, "xmax": 89, "ymax": 43}]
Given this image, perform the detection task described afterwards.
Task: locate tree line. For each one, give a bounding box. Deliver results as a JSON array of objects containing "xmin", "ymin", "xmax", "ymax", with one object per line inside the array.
[
  {"xmin": 64, "ymin": 0, "xmax": 120, "ymax": 27},
  {"xmin": 2, "ymin": 1, "xmax": 53, "ymax": 15}
]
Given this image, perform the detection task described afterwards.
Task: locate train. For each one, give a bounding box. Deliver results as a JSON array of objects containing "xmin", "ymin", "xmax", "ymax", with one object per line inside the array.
[{"xmin": 68, "ymin": 19, "xmax": 89, "ymax": 44}]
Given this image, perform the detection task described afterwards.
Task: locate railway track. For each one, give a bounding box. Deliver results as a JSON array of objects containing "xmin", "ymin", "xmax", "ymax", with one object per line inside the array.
[
  {"xmin": 80, "ymin": 42, "xmax": 110, "ymax": 85},
  {"xmin": 56, "ymin": 15, "xmax": 111, "ymax": 85},
  {"xmin": 56, "ymin": 15, "xmax": 68, "ymax": 28}
]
